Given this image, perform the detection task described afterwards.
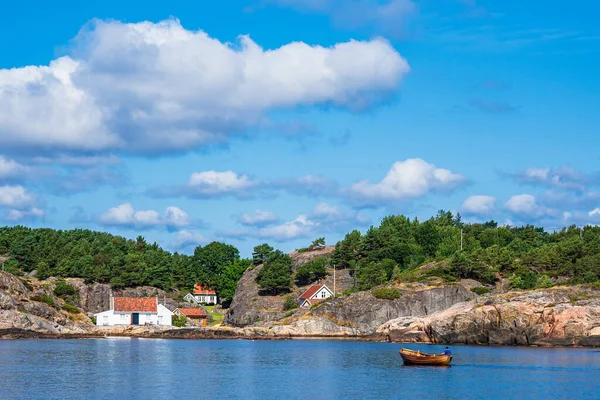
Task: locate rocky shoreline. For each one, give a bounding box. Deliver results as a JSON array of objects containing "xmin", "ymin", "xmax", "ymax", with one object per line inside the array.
[{"xmin": 2, "ymin": 268, "xmax": 600, "ymax": 347}]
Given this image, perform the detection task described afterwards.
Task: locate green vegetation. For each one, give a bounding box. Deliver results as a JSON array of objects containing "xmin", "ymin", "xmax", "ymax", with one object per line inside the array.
[
  {"xmin": 172, "ymin": 314, "xmax": 187, "ymax": 327},
  {"xmin": 471, "ymin": 286, "xmax": 492, "ymax": 295},
  {"xmin": 283, "ymin": 310, "xmax": 294, "ymax": 318},
  {"xmin": 90, "ymin": 315, "xmax": 96, "ymax": 324},
  {"xmin": 62, "ymin": 303, "xmax": 79, "ymax": 313},
  {"xmin": 203, "ymin": 305, "xmax": 223, "ymax": 326},
  {"xmin": 252, "ymin": 243, "xmax": 274, "ymax": 265},
  {"xmin": 331, "ymin": 211, "xmax": 600, "ymax": 289},
  {"xmin": 282, "ymin": 295, "xmax": 298, "ymax": 311},
  {"xmin": 298, "ymin": 237, "xmax": 326, "ymax": 253},
  {"xmin": 257, "ymin": 250, "xmax": 293, "ymax": 294},
  {"xmin": 0, "ymin": 227, "xmax": 252, "ymax": 308},
  {"xmin": 32, "ymin": 294, "xmax": 57, "ymax": 308},
  {"xmin": 371, "ymin": 287, "xmax": 402, "ymax": 300},
  {"xmin": 53, "ymin": 280, "xmax": 79, "ymax": 303},
  {"xmin": 295, "ymin": 257, "xmax": 328, "ymax": 286}
]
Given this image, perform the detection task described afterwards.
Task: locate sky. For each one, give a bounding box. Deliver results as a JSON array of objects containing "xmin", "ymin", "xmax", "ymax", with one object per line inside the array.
[{"xmin": 1, "ymin": 0, "xmax": 599, "ymax": 257}]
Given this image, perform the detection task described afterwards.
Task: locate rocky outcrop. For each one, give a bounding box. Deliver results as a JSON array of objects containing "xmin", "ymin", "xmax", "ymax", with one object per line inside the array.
[
  {"xmin": 225, "ymin": 246, "xmax": 343, "ymax": 327},
  {"xmin": 377, "ymin": 287, "xmax": 600, "ymax": 346},
  {"xmin": 310, "ymin": 282, "xmax": 474, "ymax": 334}
]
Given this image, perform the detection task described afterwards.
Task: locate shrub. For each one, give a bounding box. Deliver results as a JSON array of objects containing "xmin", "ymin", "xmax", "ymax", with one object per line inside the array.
[
  {"xmin": 282, "ymin": 295, "xmax": 298, "ymax": 311},
  {"xmin": 371, "ymin": 287, "xmax": 402, "ymax": 300},
  {"xmin": 295, "ymin": 257, "xmax": 328, "ymax": 286},
  {"xmin": 53, "ymin": 280, "xmax": 79, "ymax": 301},
  {"xmin": 62, "ymin": 303, "xmax": 79, "ymax": 313},
  {"xmin": 536, "ymin": 275, "xmax": 554, "ymax": 289},
  {"xmin": 471, "ymin": 286, "xmax": 491, "ymax": 295},
  {"xmin": 90, "ymin": 315, "xmax": 97, "ymax": 324},
  {"xmin": 283, "ymin": 311, "xmax": 294, "ymax": 318},
  {"xmin": 509, "ymin": 268, "xmax": 540, "ymax": 290},
  {"xmin": 172, "ymin": 314, "xmax": 187, "ymax": 327},
  {"xmin": 32, "ymin": 294, "xmax": 57, "ymax": 308}
]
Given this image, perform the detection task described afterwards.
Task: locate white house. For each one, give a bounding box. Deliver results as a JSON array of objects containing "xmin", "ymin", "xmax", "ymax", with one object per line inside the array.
[
  {"xmin": 184, "ymin": 283, "xmax": 218, "ymax": 305},
  {"xmin": 95, "ymin": 297, "xmax": 173, "ymax": 326},
  {"xmin": 299, "ymin": 284, "xmax": 334, "ymax": 308}
]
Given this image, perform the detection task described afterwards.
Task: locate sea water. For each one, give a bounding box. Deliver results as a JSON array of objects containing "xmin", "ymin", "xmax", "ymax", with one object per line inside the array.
[{"xmin": 0, "ymin": 339, "xmax": 598, "ymax": 399}]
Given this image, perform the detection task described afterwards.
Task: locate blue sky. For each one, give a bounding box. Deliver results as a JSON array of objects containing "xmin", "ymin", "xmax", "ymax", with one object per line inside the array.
[{"xmin": 1, "ymin": 0, "xmax": 599, "ymax": 257}]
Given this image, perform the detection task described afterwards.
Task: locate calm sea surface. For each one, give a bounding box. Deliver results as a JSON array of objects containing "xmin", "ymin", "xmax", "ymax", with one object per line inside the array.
[{"xmin": 0, "ymin": 339, "xmax": 598, "ymax": 399}]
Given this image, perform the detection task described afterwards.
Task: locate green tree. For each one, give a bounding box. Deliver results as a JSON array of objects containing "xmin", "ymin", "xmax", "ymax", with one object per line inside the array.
[
  {"xmin": 295, "ymin": 257, "xmax": 328, "ymax": 286},
  {"xmin": 257, "ymin": 250, "xmax": 293, "ymax": 294},
  {"xmin": 252, "ymin": 243, "xmax": 274, "ymax": 265},
  {"xmin": 355, "ymin": 261, "xmax": 388, "ymax": 291},
  {"xmin": 218, "ymin": 259, "xmax": 252, "ymax": 307},
  {"xmin": 194, "ymin": 242, "xmax": 240, "ymax": 288},
  {"xmin": 36, "ymin": 261, "xmax": 51, "ymax": 280}
]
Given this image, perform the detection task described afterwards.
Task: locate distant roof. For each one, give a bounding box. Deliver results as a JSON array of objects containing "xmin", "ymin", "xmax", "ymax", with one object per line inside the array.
[
  {"xmin": 301, "ymin": 298, "xmax": 325, "ymax": 305},
  {"xmin": 299, "ymin": 284, "xmax": 327, "ymax": 300},
  {"xmin": 176, "ymin": 308, "xmax": 207, "ymax": 318},
  {"xmin": 114, "ymin": 297, "xmax": 157, "ymax": 313},
  {"xmin": 194, "ymin": 283, "xmax": 216, "ymax": 295}
]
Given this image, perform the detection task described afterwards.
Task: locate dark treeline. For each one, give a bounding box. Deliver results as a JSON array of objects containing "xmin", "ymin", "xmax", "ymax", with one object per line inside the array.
[
  {"xmin": 0, "ymin": 226, "xmax": 249, "ymax": 306},
  {"xmin": 2, "ymin": 210, "xmax": 599, "ymax": 302},
  {"xmin": 331, "ymin": 211, "xmax": 600, "ymax": 290}
]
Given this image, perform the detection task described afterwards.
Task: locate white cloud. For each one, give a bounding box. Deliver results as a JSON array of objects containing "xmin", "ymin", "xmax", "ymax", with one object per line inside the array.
[
  {"xmin": 0, "ymin": 156, "xmax": 28, "ymax": 179},
  {"xmin": 172, "ymin": 230, "xmax": 208, "ymax": 249},
  {"xmin": 98, "ymin": 203, "xmax": 190, "ymax": 229},
  {"xmin": 0, "ymin": 19, "xmax": 409, "ymax": 155},
  {"xmin": 505, "ymin": 194, "xmax": 557, "ymax": 219},
  {"xmin": 514, "ymin": 166, "xmax": 596, "ymax": 191},
  {"xmin": 348, "ymin": 158, "xmax": 465, "ymax": 205},
  {"xmin": 0, "ymin": 185, "xmax": 36, "ymax": 209},
  {"xmin": 238, "ymin": 210, "xmax": 278, "ymax": 227},
  {"xmin": 188, "ymin": 171, "xmax": 257, "ymax": 196},
  {"xmin": 257, "ymin": 215, "xmax": 316, "ymax": 241},
  {"xmin": 164, "ymin": 206, "xmax": 191, "ymax": 228},
  {"xmin": 589, "ymin": 208, "xmax": 600, "ymax": 217},
  {"xmin": 461, "ymin": 195, "xmax": 496, "ymax": 215},
  {"xmin": 5, "ymin": 208, "xmax": 44, "ymax": 222}
]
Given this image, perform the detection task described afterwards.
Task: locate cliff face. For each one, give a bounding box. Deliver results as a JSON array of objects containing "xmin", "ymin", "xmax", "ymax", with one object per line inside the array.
[
  {"xmin": 224, "ymin": 246, "xmax": 350, "ymax": 327},
  {"xmin": 0, "ymin": 271, "xmax": 92, "ymax": 335},
  {"xmin": 376, "ymin": 287, "xmax": 600, "ymax": 346}
]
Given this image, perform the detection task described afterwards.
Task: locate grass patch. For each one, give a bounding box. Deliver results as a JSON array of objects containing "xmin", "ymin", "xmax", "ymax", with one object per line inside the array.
[
  {"xmin": 283, "ymin": 310, "xmax": 294, "ymax": 318},
  {"xmin": 568, "ymin": 292, "xmax": 596, "ymax": 304},
  {"xmin": 62, "ymin": 303, "xmax": 80, "ymax": 314},
  {"xmin": 204, "ymin": 305, "xmax": 224, "ymax": 326},
  {"xmin": 371, "ymin": 287, "xmax": 402, "ymax": 300},
  {"xmin": 31, "ymin": 294, "xmax": 57, "ymax": 308},
  {"xmin": 471, "ymin": 286, "xmax": 492, "ymax": 295}
]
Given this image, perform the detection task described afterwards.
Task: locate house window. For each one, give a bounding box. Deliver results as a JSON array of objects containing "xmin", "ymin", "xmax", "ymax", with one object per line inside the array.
[
  {"xmin": 321, "ymin": 291, "xmax": 326, "ymax": 298},
  {"xmin": 121, "ymin": 314, "xmax": 127, "ymax": 320}
]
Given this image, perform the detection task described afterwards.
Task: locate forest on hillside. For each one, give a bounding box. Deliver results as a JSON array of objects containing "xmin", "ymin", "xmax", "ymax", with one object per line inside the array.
[
  {"xmin": 330, "ymin": 211, "xmax": 600, "ymax": 291},
  {"xmin": 0, "ymin": 227, "xmax": 249, "ymax": 306},
  {"xmin": 1, "ymin": 210, "xmax": 599, "ymax": 304}
]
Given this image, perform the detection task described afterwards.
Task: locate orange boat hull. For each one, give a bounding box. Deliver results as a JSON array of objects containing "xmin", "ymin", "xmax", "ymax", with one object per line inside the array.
[{"xmin": 399, "ymin": 348, "xmax": 452, "ymax": 366}]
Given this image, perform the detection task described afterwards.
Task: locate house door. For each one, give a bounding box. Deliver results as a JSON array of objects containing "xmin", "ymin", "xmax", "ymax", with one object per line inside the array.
[{"xmin": 132, "ymin": 313, "xmax": 140, "ymax": 325}]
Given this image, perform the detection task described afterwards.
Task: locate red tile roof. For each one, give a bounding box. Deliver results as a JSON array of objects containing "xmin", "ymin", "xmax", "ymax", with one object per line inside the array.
[
  {"xmin": 302, "ymin": 298, "xmax": 325, "ymax": 305},
  {"xmin": 176, "ymin": 308, "xmax": 207, "ymax": 318},
  {"xmin": 114, "ymin": 297, "xmax": 157, "ymax": 313},
  {"xmin": 299, "ymin": 285, "xmax": 325, "ymax": 300},
  {"xmin": 194, "ymin": 283, "xmax": 216, "ymax": 295}
]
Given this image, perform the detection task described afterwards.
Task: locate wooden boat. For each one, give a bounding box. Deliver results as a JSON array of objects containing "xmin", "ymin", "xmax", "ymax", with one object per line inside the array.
[{"xmin": 399, "ymin": 348, "xmax": 452, "ymax": 366}]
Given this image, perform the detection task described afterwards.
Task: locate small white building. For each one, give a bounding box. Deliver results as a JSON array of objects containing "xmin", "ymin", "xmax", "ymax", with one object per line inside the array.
[
  {"xmin": 184, "ymin": 283, "xmax": 218, "ymax": 305},
  {"xmin": 299, "ymin": 284, "xmax": 334, "ymax": 308},
  {"xmin": 95, "ymin": 297, "xmax": 173, "ymax": 326}
]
